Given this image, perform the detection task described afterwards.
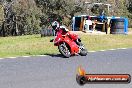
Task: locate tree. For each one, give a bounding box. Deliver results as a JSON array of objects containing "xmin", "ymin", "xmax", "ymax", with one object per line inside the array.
[
  {"xmin": 35, "ymin": 0, "xmax": 84, "ymax": 26},
  {"xmin": 12, "ymin": 0, "xmax": 41, "ymax": 35},
  {"xmin": 127, "ymin": 0, "xmax": 132, "ymax": 13}
]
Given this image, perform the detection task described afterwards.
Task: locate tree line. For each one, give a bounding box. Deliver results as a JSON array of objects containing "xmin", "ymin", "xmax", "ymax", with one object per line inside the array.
[{"xmin": 0, "ymin": 0, "xmax": 132, "ymax": 36}]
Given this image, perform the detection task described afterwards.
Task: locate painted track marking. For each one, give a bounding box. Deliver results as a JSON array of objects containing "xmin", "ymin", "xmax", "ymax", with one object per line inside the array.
[{"xmin": 0, "ymin": 48, "xmax": 130, "ymax": 60}]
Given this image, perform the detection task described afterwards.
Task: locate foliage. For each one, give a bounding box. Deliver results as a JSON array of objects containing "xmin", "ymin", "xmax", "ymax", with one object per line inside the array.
[
  {"xmin": 0, "ymin": 0, "xmax": 132, "ymax": 36},
  {"xmin": 127, "ymin": 0, "xmax": 132, "ymax": 13},
  {"xmin": 34, "ymin": 0, "xmax": 84, "ymax": 26},
  {"xmin": 0, "ymin": 5, "xmax": 4, "ymax": 25},
  {"xmin": 12, "ymin": 0, "xmax": 41, "ymax": 35}
]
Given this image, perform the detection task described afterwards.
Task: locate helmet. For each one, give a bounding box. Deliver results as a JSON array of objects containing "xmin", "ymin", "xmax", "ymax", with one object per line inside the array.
[{"xmin": 51, "ymin": 21, "xmax": 60, "ymax": 30}]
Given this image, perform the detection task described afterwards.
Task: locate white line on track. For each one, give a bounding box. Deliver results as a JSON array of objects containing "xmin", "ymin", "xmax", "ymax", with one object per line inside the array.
[
  {"xmin": 0, "ymin": 58, "xmax": 3, "ymax": 59},
  {"xmin": 0, "ymin": 48, "xmax": 130, "ymax": 60},
  {"xmin": 89, "ymin": 48, "xmax": 128, "ymax": 53}
]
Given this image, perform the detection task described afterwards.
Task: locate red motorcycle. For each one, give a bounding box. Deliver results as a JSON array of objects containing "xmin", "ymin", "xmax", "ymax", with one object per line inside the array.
[{"xmin": 50, "ymin": 27, "xmax": 88, "ymax": 58}]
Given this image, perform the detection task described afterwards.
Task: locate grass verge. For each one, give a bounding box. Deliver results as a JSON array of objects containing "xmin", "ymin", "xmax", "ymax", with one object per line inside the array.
[{"xmin": 0, "ymin": 34, "xmax": 132, "ymax": 58}]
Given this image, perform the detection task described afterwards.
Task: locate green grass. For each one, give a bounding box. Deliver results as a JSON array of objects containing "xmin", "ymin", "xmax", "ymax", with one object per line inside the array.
[
  {"xmin": 129, "ymin": 28, "xmax": 132, "ymax": 31},
  {"xmin": 0, "ymin": 34, "xmax": 132, "ymax": 58},
  {"xmin": 0, "ymin": 35, "xmax": 57, "ymax": 58},
  {"xmin": 80, "ymin": 34, "xmax": 132, "ymax": 51}
]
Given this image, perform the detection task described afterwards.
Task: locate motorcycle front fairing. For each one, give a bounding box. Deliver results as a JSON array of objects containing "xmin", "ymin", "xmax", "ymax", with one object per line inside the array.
[
  {"xmin": 53, "ymin": 29, "xmax": 80, "ymax": 55},
  {"xmin": 63, "ymin": 36, "xmax": 79, "ymax": 55},
  {"xmin": 54, "ymin": 33, "xmax": 79, "ymax": 55},
  {"xmin": 53, "ymin": 34, "xmax": 62, "ymax": 46}
]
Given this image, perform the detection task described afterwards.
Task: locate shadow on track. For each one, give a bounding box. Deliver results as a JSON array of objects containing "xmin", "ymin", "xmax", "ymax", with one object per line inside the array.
[
  {"xmin": 45, "ymin": 53, "xmax": 81, "ymax": 58},
  {"xmin": 45, "ymin": 54, "xmax": 65, "ymax": 58}
]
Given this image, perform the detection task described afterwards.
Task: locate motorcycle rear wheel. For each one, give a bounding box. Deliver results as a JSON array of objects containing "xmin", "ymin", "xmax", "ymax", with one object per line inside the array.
[
  {"xmin": 58, "ymin": 43, "xmax": 71, "ymax": 58},
  {"xmin": 78, "ymin": 42, "xmax": 88, "ymax": 56}
]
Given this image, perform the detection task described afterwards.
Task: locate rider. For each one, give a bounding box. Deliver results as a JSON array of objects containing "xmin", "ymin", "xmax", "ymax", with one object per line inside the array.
[
  {"xmin": 51, "ymin": 21, "xmax": 69, "ymax": 35},
  {"xmin": 50, "ymin": 21, "xmax": 81, "ymax": 45}
]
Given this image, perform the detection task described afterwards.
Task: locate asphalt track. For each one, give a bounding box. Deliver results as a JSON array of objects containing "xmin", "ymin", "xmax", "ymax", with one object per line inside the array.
[{"xmin": 0, "ymin": 48, "xmax": 132, "ymax": 88}]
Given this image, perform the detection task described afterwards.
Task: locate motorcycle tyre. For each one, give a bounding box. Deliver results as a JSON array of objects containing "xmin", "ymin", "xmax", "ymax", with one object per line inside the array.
[
  {"xmin": 78, "ymin": 42, "xmax": 88, "ymax": 56},
  {"xmin": 58, "ymin": 43, "xmax": 71, "ymax": 58}
]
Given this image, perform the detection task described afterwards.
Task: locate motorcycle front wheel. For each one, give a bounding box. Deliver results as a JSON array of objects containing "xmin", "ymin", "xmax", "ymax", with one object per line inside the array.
[{"xmin": 58, "ymin": 43, "xmax": 71, "ymax": 58}]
